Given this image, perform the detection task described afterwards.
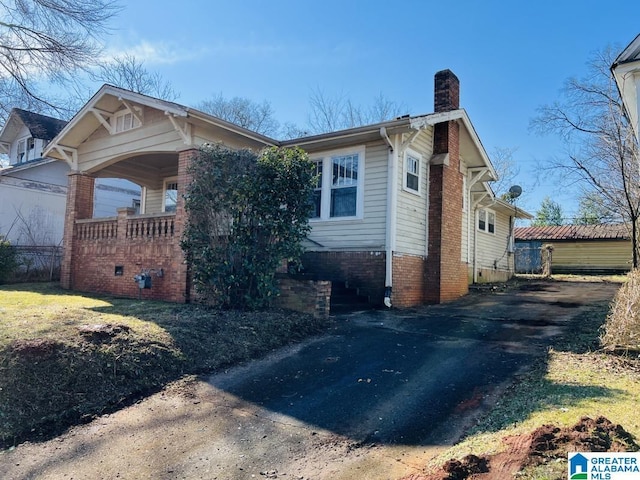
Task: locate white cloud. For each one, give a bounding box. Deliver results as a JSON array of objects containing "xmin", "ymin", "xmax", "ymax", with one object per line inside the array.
[{"xmin": 102, "ymin": 40, "xmax": 202, "ymax": 65}]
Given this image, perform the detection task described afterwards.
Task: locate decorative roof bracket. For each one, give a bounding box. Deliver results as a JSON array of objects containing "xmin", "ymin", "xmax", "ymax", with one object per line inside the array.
[{"xmin": 166, "ymin": 113, "xmax": 193, "ymax": 145}]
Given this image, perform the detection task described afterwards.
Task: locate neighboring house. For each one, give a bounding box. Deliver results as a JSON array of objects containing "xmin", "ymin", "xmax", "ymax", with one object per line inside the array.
[
  {"xmin": 0, "ymin": 108, "xmax": 140, "ymax": 246},
  {"xmin": 44, "ymin": 71, "xmax": 531, "ymax": 307},
  {"xmin": 514, "ymin": 224, "xmax": 632, "ymax": 274},
  {"xmin": 612, "ymin": 33, "xmax": 640, "ymax": 141}
]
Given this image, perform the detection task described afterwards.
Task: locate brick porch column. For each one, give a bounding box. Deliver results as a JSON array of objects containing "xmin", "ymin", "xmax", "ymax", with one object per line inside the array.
[
  {"xmin": 425, "ymin": 70, "xmax": 468, "ymax": 303},
  {"xmin": 60, "ymin": 172, "xmax": 94, "ymax": 289},
  {"xmin": 171, "ymin": 148, "xmax": 198, "ymax": 302}
]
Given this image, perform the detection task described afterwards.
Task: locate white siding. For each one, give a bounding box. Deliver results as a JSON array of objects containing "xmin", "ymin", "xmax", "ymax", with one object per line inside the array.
[
  {"xmin": 473, "ymin": 208, "xmax": 513, "ymax": 281},
  {"xmin": 307, "ymin": 142, "xmax": 387, "ymax": 250},
  {"xmin": 396, "ymin": 129, "xmax": 433, "ymax": 256},
  {"xmin": 144, "ymin": 187, "xmax": 164, "ymax": 214}
]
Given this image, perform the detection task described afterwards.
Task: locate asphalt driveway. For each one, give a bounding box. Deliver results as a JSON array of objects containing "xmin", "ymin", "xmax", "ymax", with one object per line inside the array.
[{"xmin": 0, "ymin": 280, "xmax": 620, "ymax": 480}]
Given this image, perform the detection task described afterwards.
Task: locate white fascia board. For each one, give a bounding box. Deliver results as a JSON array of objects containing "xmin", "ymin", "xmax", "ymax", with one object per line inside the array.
[
  {"xmin": 410, "ymin": 109, "xmax": 498, "ymax": 181},
  {"xmin": 613, "ymin": 61, "xmax": 640, "ymax": 140}
]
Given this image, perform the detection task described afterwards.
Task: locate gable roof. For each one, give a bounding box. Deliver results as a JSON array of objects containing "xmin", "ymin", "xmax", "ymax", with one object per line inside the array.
[
  {"xmin": 0, "ymin": 108, "xmax": 67, "ymax": 144},
  {"xmin": 44, "ymin": 84, "xmax": 278, "ymax": 165},
  {"xmin": 515, "ymin": 224, "xmax": 630, "ymax": 241}
]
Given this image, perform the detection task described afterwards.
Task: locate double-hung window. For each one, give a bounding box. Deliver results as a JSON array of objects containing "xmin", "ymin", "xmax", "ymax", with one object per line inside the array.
[
  {"xmin": 311, "ymin": 147, "xmax": 364, "ymax": 221},
  {"xmin": 404, "ymin": 149, "xmax": 422, "ymax": 194},
  {"xmin": 478, "ymin": 208, "xmax": 495, "ymax": 234},
  {"xmin": 163, "ymin": 178, "xmax": 178, "ymax": 213}
]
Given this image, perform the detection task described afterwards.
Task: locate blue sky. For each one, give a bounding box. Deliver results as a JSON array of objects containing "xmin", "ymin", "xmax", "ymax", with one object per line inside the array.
[{"xmin": 94, "ymin": 0, "xmax": 640, "ymax": 220}]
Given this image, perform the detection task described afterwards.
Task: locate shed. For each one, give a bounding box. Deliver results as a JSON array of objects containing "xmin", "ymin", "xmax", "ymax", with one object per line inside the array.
[{"xmin": 514, "ymin": 224, "xmax": 632, "ymax": 274}]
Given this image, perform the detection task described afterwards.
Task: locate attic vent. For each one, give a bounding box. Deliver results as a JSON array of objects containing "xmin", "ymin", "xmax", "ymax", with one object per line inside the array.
[{"xmin": 114, "ymin": 110, "xmax": 141, "ymax": 133}]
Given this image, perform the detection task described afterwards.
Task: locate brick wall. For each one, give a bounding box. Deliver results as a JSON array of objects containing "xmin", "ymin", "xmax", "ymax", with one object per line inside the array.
[
  {"xmin": 276, "ymin": 276, "xmax": 331, "ymax": 318},
  {"xmin": 301, "ymin": 251, "xmax": 386, "ymax": 305},
  {"xmin": 392, "ymin": 253, "xmax": 425, "ymax": 307}
]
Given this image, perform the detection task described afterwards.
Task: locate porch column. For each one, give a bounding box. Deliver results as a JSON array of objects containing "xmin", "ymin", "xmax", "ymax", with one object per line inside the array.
[
  {"xmin": 60, "ymin": 172, "xmax": 95, "ymax": 289},
  {"xmin": 171, "ymin": 148, "xmax": 198, "ymax": 302}
]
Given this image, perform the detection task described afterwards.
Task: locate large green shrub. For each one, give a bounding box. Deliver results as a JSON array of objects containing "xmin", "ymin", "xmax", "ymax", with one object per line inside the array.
[
  {"xmin": 0, "ymin": 238, "xmax": 17, "ymax": 284},
  {"xmin": 601, "ymin": 269, "xmax": 640, "ymax": 353},
  {"xmin": 182, "ymin": 144, "xmax": 316, "ymax": 309}
]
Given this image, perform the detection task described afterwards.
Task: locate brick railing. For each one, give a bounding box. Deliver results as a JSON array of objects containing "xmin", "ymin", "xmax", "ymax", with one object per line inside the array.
[
  {"xmin": 74, "ymin": 212, "xmax": 176, "ymax": 241},
  {"xmin": 126, "ymin": 213, "xmax": 175, "ymax": 239},
  {"xmin": 75, "ymin": 217, "xmax": 118, "ymax": 240}
]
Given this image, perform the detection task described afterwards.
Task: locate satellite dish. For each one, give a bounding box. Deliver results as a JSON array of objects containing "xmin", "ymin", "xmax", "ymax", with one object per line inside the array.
[{"xmin": 508, "ymin": 185, "xmax": 522, "ymax": 198}]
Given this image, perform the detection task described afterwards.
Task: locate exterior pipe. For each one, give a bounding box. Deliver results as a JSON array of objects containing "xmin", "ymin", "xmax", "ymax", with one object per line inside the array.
[{"xmin": 381, "ymin": 127, "xmax": 397, "ymax": 308}]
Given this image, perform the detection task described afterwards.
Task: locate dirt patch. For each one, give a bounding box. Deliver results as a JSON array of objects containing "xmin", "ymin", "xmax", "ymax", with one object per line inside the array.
[{"xmin": 406, "ymin": 416, "xmax": 639, "ymax": 480}]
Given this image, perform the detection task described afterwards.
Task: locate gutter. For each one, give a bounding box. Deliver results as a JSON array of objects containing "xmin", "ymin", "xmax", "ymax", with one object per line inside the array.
[{"xmin": 381, "ymin": 127, "xmax": 397, "ymax": 308}]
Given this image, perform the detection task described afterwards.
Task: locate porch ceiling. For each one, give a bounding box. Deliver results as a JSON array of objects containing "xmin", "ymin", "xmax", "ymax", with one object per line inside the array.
[{"xmin": 93, "ymin": 153, "xmax": 178, "ymax": 189}]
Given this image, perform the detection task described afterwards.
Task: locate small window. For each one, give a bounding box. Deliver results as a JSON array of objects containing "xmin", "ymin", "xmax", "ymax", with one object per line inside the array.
[
  {"xmin": 404, "ymin": 151, "xmax": 421, "ymax": 193},
  {"xmin": 17, "ymin": 139, "xmax": 26, "ymax": 163},
  {"xmin": 478, "ymin": 208, "xmax": 496, "ymax": 234},
  {"xmin": 113, "ymin": 109, "xmax": 141, "ymax": 133},
  {"xmin": 163, "ymin": 179, "xmax": 178, "ymax": 213}
]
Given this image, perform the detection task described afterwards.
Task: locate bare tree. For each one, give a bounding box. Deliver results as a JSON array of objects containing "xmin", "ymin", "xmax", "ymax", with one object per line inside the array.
[
  {"xmin": 489, "ymin": 146, "xmax": 523, "ymax": 199},
  {"xmin": 92, "ymin": 54, "xmax": 178, "ymax": 101},
  {"xmin": 531, "ymin": 46, "xmax": 640, "ymax": 267},
  {"xmin": 0, "ymin": 0, "xmax": 120, "ymax": 122},
  {"xmin": 197, "ymin": 94, "xmax": 280, "ymax": 137},
  {"xmin": 307, "ymin": 88, "xmax": 405, "ymax": 134}
]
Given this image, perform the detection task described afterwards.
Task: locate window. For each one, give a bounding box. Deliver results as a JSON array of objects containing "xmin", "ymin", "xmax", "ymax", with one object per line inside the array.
[
  {"xmin": 113, "ymin": 109, "xmax": 141, "ymax": 133},
  {"xmin": 311, "ymin": 161, "xmax": 323, "ymax": 218},
  {"xmin": 404, "ymin": 150, "xmax": 421, "ymax": 194},
  {"xmin": 331, "ymin": 154, "xmax": 358, "ymax": 217},
  {"xmin": 163, "ymin": 179, "xmax": 178, "ymax": 213},
  {"xmin": 16, "ymin": 138, "xmax": 26, "ymax": 163},
  {"xmin": 311, "ymin": 147, "xmax": 364, "ymax": 221},
  {"xmin": 478, "ymin": 208, "xmax": 495, "ymax": 234}
]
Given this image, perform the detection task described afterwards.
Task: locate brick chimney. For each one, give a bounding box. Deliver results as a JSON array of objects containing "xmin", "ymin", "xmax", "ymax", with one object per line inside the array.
[
  {"xmin": 425, "ymin": 69, "xmax": 467, "ymax": 303},
  {"xmin": 434, "ymin": 69, "xmax": 460, "ymax": 113}
]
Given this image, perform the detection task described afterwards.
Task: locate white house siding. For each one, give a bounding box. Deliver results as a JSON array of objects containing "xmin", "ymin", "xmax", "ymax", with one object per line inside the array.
[
  {"xmin": 473, "ymin": 209, "xmax": 512, "ymax": 282},
  {"xmin": 396, "ymin": 129, "xmax": 432, "ymax": 256},
  {"xmin": 306, "ymin": 142, "xmax": 388, "ymax": 250},
  {"xmin": 78, "ymin": 108, "xmax": 184, "ymax": 173},
  {"xmin": 0, "ymin": 165, "xmax": 67, "ymax": 245}
]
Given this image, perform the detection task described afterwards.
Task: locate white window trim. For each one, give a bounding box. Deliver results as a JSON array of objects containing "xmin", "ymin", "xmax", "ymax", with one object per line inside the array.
[
  {"xmin": 477, "ymin": 207, "xmax": 496, "ymax": 234},
  {"xmin": 403, "ymin": 148, "xmax": 422, "ymax": 195},
  {"xmin": 162, "ymin": 177, "xmax": 179, "ymax": 213},
  {"xmin": 112, "ymin": 107, "xmax": 142, "ymax": 134},
  {"xmin": 310, "ymin": 145, "xmax": 365, "ymax": 222}
]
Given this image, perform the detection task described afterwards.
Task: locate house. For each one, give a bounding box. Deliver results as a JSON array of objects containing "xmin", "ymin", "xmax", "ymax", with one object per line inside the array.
[
  {"xmin": 44, "ymin": 71, "xmax": 531, "ymax": 308},
  {"xmin": 514, "ymin": 224, "xmax": 632, "ymax": 274},
  {"xmin": 0, "ymin": 108, "xmax": 141, "ymax": 247},
  {"xmin": 612, "ymin": 33, "xmax": 640, "ymax": 141}
]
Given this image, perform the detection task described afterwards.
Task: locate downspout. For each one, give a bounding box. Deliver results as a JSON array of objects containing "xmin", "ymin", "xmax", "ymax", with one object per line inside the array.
[
  {"xmin": 381, "ymin": 127, "xmax": 397, "ymax": 308},
  {"xmin": 473, "ymin": 205, "xmax": 479, "ymax": 283}
]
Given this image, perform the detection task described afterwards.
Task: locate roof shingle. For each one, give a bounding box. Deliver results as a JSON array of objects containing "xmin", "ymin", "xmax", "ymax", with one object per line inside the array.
[{"xmin": 514, "ymin": 224, "xmax": 630, "ymax": 241}]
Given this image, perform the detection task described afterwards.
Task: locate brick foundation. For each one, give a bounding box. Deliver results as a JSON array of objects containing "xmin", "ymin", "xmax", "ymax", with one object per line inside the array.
[{"xmin": 392, "ymin": 253, "xmax": 425, "ymax": 307}]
